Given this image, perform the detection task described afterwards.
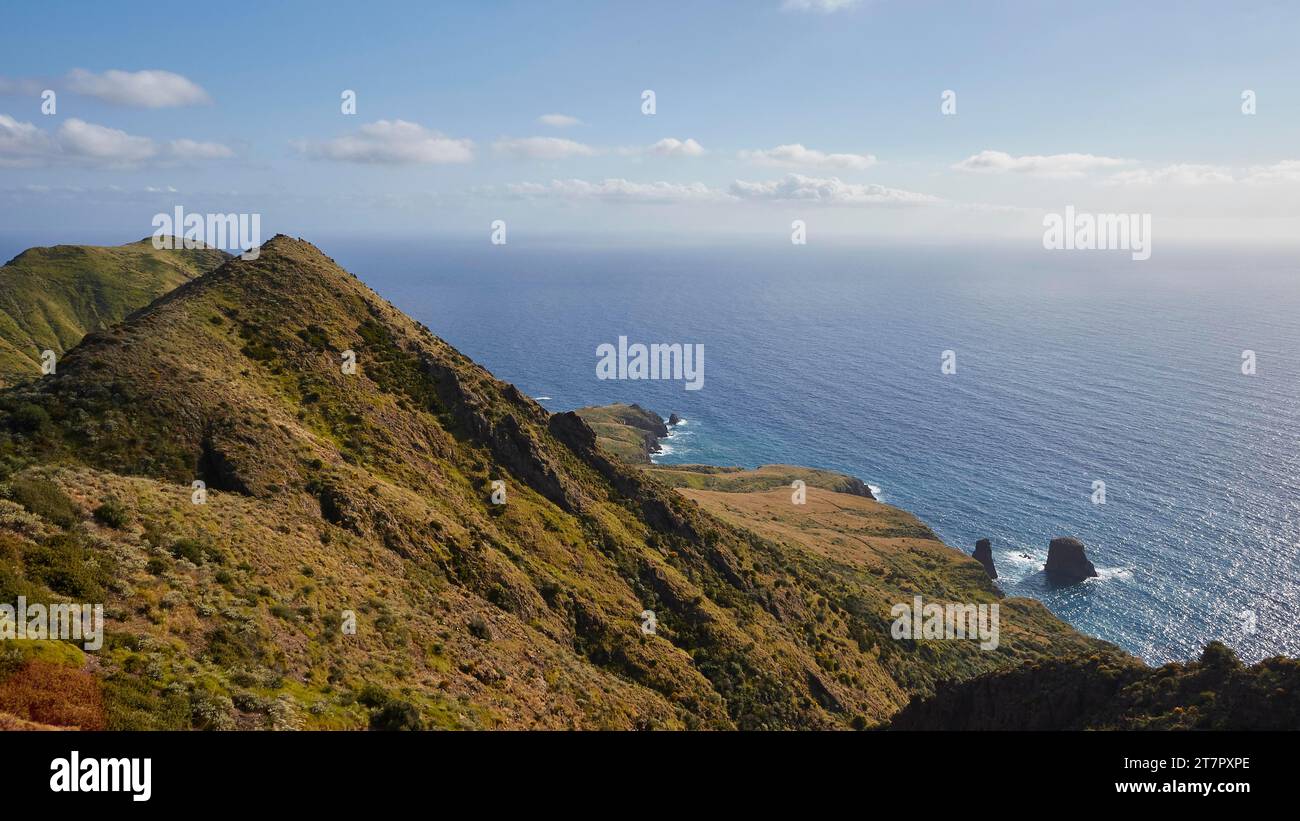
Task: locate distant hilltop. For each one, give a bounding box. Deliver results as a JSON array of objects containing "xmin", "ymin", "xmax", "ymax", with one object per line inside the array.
[{"xmin": 0, "ymin": 238, "xmax": 228, "ymax": 386}]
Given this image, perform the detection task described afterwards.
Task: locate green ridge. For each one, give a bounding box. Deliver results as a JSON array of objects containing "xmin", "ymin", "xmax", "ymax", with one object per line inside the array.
[
  {"xmin": 0, "ymin": 238, "xmax": 229, "ymax": 386},
  {"xmin": 0, "ymin": 235, "xmax": 1146, "ymax": 731}
]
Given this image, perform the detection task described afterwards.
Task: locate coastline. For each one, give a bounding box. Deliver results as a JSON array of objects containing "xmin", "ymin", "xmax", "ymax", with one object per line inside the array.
[
  {"xmin": 0, "ymin": 234, "xmax": 1295, "ymax": 731},
  {"xmin": 572, "ymin": 403, "xmax": 1114, "ymax": 640},
  {"xmin": 572, "ymin": 403, "xmax": 1300, "ymax": 728}
]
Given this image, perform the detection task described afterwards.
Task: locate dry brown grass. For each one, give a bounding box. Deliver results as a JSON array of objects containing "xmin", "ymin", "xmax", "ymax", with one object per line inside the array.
[
  {"xmin": 0, "ymin": 660, "xmax": 105, "ymax": 730},
  {"xmin": 679, "ymin": 485, "xmax": 940, "ymax": 571}
]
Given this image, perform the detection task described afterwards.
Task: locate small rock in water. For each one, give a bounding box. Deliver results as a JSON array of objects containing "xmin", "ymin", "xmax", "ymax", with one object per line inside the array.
[
  {"xmin": 1043, "ymin": 536, "xmax": 1098, "ymax": 586},
  {"xmin": 668, "ymin": 413, "xmax": 682, "ymax": 426},
  {"xmin": 972, "ymin": 538, "xmax": 997, "ymax": 579}
]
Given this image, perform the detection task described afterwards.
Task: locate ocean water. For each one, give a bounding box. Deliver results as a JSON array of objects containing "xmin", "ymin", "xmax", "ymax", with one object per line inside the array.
[{"xmin": 321, "ymin": 238, "xmax": 1300, "ymax": 665}]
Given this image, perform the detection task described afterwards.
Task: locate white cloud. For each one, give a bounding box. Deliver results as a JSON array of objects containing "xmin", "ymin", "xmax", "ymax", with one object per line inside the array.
[
  {"xmin": 504, "ymin": 178, "xmax": 726, "ymax": 203},
  {"xmin": 1243, "ymin": 160, "xmax": 1300, "ymax": 184},
  {"xmin": 66, "ymin": 68, "xmax": 211, "ymax": 108},
  {"xmin": 739, "ymin": 143, "xmax": 875, "ymax": 170},
  {"xmin": 953, "ymin": 149, "xmax": 1132, "ymax": 179},
  {"xmin": 1106, "ymin": 164, "xmax": 1234, "ymax": 186},
  {"xmin": 498, "ymin": 174, "xmax": 944, "ymax": 207},
  {"xmin": 493, "ymin": 136, "xmax": 596, "ymax": 160},
  {"xmin": 0, "ymin": 115, "xmax": 234, "ymax": 168},
  {"xmin": 730, "ymin": 173, "xmax": 943, "ymax": 205},
  {"xmin": 645, "ymin": 137, "xmax": 705, "ymax": 157},
  {"xmin": 58, "ymin": 118, "xmax": 156, "ymax": 163},
  {"xmin": 537, "ymin": 113, "xmax": 582, "ymax": 128},
  {"xmin": 0, "ymin": 114, "xmax": 55, "ymax": 166},
  {"xmin": 782, "ymin": 0, "xmax": 861, "ymax": 12},
  {"xmin": 294, "ymin": 120, "xmax": 474, "ymax": 164},
  {"xmin": 492, "ymin": 136, "xmax": 702, "ymax": 160}
]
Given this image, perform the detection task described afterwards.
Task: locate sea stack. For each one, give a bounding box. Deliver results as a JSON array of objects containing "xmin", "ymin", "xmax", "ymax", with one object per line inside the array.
[
  {"xmin": 1043, "ymin": 537, "xmax": 1098, "ymax": 586},
  {"xmin": 972, "ymin": 538, "xmax": 997, "ymax": 579},
  {"xmin": 668, "ymin": 413, "xmax": 682, "ymax": 426}
]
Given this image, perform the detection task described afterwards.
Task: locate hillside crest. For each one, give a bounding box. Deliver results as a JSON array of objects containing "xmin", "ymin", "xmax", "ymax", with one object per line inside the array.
[{"xmin": 0, "ymin": 235, "xmax": 1111, "ymax": 730}]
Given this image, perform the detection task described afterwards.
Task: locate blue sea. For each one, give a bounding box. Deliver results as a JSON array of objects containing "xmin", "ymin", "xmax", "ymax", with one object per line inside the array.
[{"xmin": 23, "ymin": 233, "xmax": 1297, "ymax": 666}]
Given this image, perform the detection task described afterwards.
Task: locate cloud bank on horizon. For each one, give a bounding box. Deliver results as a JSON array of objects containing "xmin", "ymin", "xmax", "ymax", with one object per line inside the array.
[{"xmin": 0, "ymin": 0, "xmax": 1297, "ymax": 243}]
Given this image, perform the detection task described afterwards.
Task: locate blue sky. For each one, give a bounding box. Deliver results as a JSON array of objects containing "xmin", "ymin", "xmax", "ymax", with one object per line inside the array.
[{"xmin": 3, "ymin": 0, "xmax": 1299, "ymax": 244}]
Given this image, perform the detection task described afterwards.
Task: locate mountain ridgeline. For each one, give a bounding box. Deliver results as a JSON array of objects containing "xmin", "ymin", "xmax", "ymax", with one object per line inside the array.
[
  {"xmin": 0, "ymin": 235, "xmax": 1108, "ymax": 730},
  {"xmin": 0, "ymin": 235, "xmax": 1293, "ymax": 731},
  {"xmin": 0, "ymin": 239, "xmax": 229, "ymax": 387}
]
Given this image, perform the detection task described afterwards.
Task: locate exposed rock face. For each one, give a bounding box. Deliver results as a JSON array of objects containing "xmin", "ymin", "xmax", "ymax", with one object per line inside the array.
[
  {"xmin": 972, "ymin": 538, "xmax": 997, "ymax": 579},
  {"xmin": 837, "ymin": 475, "xmax": 875, "ymax": 500},
  {"xmin": 668, "ymin": 413, "xmax": 682, "ymax": 426},
  {"xmin": 626, "ymin": 404, "xmax": 669, "ymax": 438},
  {"xmin": 642, "ymin": 431, "xmax": 663, "ymax": 456},
  {"xmin": 547, "ymin": 410, "xmax": 596, "ymax": 452},
  {"xmin": 571, "ymin": 403, "xmax": 668, "ymax": 462},
  {"xmin": 1044, "ymin": 537, "xmax": 1098, "ymax": 586}
]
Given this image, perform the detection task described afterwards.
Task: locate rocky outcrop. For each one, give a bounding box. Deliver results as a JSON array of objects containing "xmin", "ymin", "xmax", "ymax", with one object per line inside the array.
[
  {"xmin": 1044, "ymin": 536, "xmax": 1098, "ymax": 586},
  {"xmin": 642, "ymin": 431, "xmax": 663, "ymax": 457},
  {"xmin": 835, "ymin": 475, "xmax": 875, "ymax": 499},
  {"xmin": 622, "ymin": 404, "xmax": 668, "ymax": 438},
  {"xmin": 624, "ymin": 408, "xmax": 667, "ymax": 460},
  {"xmin": 972, "ymin": 538, "xmax": 997, "ymax": 579},
  {"xmin": 668, "ymin": 413, "xmax": 682, "ymax": 426},
  {"xmin": 569, "ymin": 403, "xmax": 668, "ymax": 463},
  {"xmin": 547, "ymin": 410, "xmax": 597, "ymax": 453}
]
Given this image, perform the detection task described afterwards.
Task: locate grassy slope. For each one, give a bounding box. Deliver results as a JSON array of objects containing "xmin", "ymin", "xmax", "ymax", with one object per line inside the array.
[
  {"xmin": 0, "ymin": 239, "xmax": 228, "ymax": 386},
  {"xmin": 0, "ymin": 236, "xmax": 1108, "ymax": 731},
  {"xmin": 680, "ymin": 485, "xmax": 1104, "ymax": 698},
  {"xmin": 652, "ymin": 463, "xmax": 875, "ymax": 497}
]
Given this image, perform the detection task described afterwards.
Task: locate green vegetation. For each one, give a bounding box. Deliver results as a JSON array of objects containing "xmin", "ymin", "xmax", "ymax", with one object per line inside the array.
[
  {"xmin": 572, "ymin": 403, "xmax": 666, "ymax": 463},
  {"xmin": 649, "ymin": 463, "xmax": 875, "ymax": 497},
  {"xmin": 0, "ymin": 234, "xmax": 1283, "ymax": 731},
  {"xmin": 21, "ymin": 532, "xmax": 114, "ymax": 600},
  {"xmin": 6, "ymin": 474, "xmax": 80, "ymax": 528},
  {"xmin": 0, "ymin": 238, "xmax": 228, "ymax": 386},
  {"xmin": 0, "ymin": 235, "xmax": 1101, "ymax": 730},
  {"xmin": 93, "ymin": 499, "xmax": 129, "ymax": 529},
  {"xmin": 891, "ymin": 642, "xmax": 1300, "ymax": 730}
]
